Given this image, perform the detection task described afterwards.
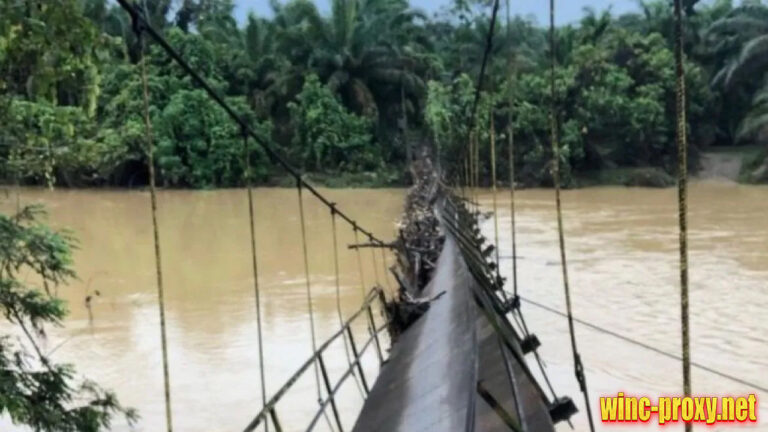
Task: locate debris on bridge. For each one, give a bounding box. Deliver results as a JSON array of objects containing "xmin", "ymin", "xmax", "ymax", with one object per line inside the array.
[{"xmin": 386, "ymin": 151, "xmax": 446, "ymax": 338}]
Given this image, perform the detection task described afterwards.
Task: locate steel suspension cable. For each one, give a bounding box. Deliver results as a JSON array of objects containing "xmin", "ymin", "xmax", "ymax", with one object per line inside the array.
[
  {"xmin": 242, "ymin": 132, "xmax": 268, "ymax": 432},
  {"xmin": 548, "ymin": 2, "xmax": 595, "ymax": 430},
  {"xmin": 464, "ymin": 0, "xmax": 500, "ymax": 214},
  {"xmin": 516, "ymin": 295, "xmax": 768, "ymax": 394},
  {"xmin": 136, "ymin": 28, "xmax": 173, "ymax": 432},
  {"xmin": 469, "ymin": 0, "xmax": 501, "ymax": 131},
  {"xmin": 673, "ymin": 2, "xmax": 693, "ymax": 430}
]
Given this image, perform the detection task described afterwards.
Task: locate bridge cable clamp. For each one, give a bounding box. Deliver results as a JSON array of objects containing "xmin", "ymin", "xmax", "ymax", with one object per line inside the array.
[{"xmin": 548, "ymin": 396, "xmax": 578, "ymax": 425}]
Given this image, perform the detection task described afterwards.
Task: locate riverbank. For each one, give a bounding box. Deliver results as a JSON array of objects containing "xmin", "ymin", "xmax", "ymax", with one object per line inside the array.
[{"xmin": 3, "ymin": 146, "xmax": 766, "ymax": 190}]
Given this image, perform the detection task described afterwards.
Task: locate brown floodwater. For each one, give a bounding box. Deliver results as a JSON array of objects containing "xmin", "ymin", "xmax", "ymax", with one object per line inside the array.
[{"xmin": 1, "ymin": 181, "xmax": 766, "ymax": 431}]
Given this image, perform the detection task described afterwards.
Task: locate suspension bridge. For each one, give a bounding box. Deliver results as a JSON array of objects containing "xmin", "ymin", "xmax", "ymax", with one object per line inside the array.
[{"xmin": 99, "ymin": 0, "xmax": 767, "ymax": 431}]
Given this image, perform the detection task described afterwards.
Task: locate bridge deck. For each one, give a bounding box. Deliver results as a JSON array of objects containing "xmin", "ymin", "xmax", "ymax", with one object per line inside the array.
[
  {"xmin": 352, "ymin": 218, "xmax": 554, "ymax": 432},
  {"xmin": 352, "ymin": 235, "xmax": 475, "ymax": 431}
]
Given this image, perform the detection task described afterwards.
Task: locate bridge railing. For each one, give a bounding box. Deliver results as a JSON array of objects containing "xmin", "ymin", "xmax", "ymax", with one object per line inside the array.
[
  {"xmin": 440, "ymin": 195, "xmax": 578, "ymax": 428},
  {"xmin": 242, "ymin": 286, "xmax": 390, "ymax": 432}
]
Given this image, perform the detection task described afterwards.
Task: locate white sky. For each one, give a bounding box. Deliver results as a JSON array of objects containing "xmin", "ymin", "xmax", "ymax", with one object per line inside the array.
[{"xmin": 235, "ymin": 0, "xmax": 642, "ymax": 25}]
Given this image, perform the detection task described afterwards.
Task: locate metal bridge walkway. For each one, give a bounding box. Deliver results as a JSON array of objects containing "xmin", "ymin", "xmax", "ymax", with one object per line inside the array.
[{"xmin": 351, "ymin": 200, "xmax": 557, "ymax": 432}]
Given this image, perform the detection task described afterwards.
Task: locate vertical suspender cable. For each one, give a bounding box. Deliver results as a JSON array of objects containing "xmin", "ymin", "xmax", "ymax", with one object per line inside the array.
[
  {"xmin": 468, "ymin": 143, "xmax": 473, "ymax": 207},
  {"xmin": 473, "ymin": 135, "xmax": 478, "ymax": 210},
  {"xmin": 296, "ymin": 184, "xmax": 324, "ymax": 406},
  {"xmin": 468, "ymin": 139, "xmax": 475, "ymax": 209},
  {"xmin": 242, "ymin": 132, "xmax": 268, "ymax": 432},
  {"xmin": 501, "ymin": 0, "xmax": 558, "ymax": 406},
  {"xmin": 490, "ymin": 110, "xmax": 500, "ymax": 270},
  {"xmin": 673, "ymin": 1, "xmax": 692, "ymax": 430},
  {"xmin": 136, "ymin": 27, "xmax": 173, "ymax": 432},
  {"xmin": 489, "ymin": 100, "xmax": 515, "ymax": 309},
  {"xmin": 13, "ymin": 163, "xmax": 21, "ymax": 213},
  {"xmin": 470, "ymin": 134, "xmax": 475, "ymax": 208},
  {"xmin": 331, "ymin": 209, "xmax": 345, "ymax": 324},
  {"xmin": 353, "ymin": 227, "xmax": 367, "ymax": 300},
  {"xmin": 505, "ymin": 0, "xmax": 519, "ymax": 299},
  {"xmin": 353, "ymin": 225, "xmax": 378, "ymax": 359},
  {"xmin": 330, "ymin": 208, "xmax": 365, "ymax": 398},
  {"xmin": 463, "ymin": 165, "xmax": 468, "ymax": 202},
  {"xmin": 472, "ymin": 131, "xmax": 480, "ymax": 212},
  {"xmin": 369, "ymin": 235, "xmax": 381, "ymax": 287},
  {"xmin": 380, "ymin": 245, "xmax": 391, "ymax": 293},
  {"xmin": 548, "ymin": 1, "xmax": 595, "ymax": 431},
  {"xmin": 474, "ymin": 131, "xmax": 480, "ymax": 209}
]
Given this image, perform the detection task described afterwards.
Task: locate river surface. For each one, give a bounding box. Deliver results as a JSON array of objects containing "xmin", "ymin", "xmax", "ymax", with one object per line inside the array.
[{"xmin": 1, "ymin": 182, "xmax": 766, "ymax": 431}]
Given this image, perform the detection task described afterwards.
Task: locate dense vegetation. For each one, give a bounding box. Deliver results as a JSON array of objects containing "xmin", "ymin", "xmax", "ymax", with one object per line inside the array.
[
  {"xmin": 1, "ymin": 0, "xmax": 768, "ymax": 189},
  {"xmin": 0, "ymin": 2, "xmax": 766, "ymax": 430},
  {"xmin": 0, "ymin": 205, "xmax": 136, "ymax": 430}
]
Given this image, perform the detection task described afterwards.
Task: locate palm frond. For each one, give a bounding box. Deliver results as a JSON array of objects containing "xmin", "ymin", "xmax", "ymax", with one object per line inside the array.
[
  {"xmin": 725, "ymin": 34, "xmax": 768, "ymax": 88},
  {"xmin": 710, "ymin": 63, "xmax": 730, "ymax": 88},
  {"xmin": 706, "ymin": 16, "xmax": 768, "ymax": 38},
  {"xmin": 735, "ymin": 80, "xmax": 768, "ymax": 142},
  {"xmin": 735, "ymin": 112, "xmax": 768, "ymax": 142},
  {"xmin": 752, "ymin": 85, "xmax": 768, "ymax": 108}
]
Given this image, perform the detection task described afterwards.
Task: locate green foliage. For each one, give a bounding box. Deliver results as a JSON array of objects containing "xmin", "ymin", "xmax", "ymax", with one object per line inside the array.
[
  {"xmin": 0, "ymin": 0, "xmax": 101, "ymax": 111},
  {"xmin": 704, "ymin": 1, "xmax": 768, "ymax": 146},
  {"xmin": 737, "ymin": 84, "xmax": 768, "ymax": 142},
  {"xmin": 0, "ymin": 206, "xmax": 136, "ymax": 431},
  {"xmin": 424, "ymin": 74, "xmax": 492, "ymax": 180},
  {"xmin": 2, "ymin": 0, "xmax": 768, "ymax": 187},
  {"xmin": 424, "ymin": 81, "xmax": 452, "ymax": 150},
  {"xmin": 0, "ymin": 0, "xmax": 108, "ymax": 187},
  {"xmin": 155, "ymin": 90, "xmax": 271, "ymax": 188},
  {"xmin": 288, "ymin": 75, "xmax": 379, "ymax": 172}
]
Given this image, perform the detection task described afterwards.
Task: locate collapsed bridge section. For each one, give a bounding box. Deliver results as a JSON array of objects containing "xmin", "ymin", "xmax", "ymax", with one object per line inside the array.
[{"xmin": 352, "ymin": 160, "xmax": 576, "ymax": 431}]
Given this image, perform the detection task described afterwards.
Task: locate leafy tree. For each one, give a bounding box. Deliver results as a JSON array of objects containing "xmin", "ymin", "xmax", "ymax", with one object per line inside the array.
[
  {"xmin": 0, "ymin": 206, "xmax": 136, "ymax": 431},
  {"xmin": 2, "ymin": 101, "xmax": 106, "ymax": 188},
  {"xmin": 155, "ymin": 90, "xmax": 271, "ymax": 188},
  {"xmin": 0, "ymin": 0, "xmax": 106, "ymax": 186},
  {"xmin": 288, "ymin": 74, "xmax": 380, "ymax": 172},
  {"xmin": 423, "ymin": 74, "xmax": 492, "ymax": 182}
]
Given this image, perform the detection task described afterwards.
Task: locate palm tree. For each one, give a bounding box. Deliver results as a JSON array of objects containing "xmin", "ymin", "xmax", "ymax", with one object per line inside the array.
[
  {"xmin": 272, "ymin": 0, "xmax": 428, "ymax": 121},
  {"xmin": 578, "ymin": 7, "xmax": 613, "ymax": 45},
  {"xmin": 238, "ymin": 14, "xmax": 299, "ymax": 118},
  {"xmin": 706, "ymin": 3, "xmax": 768, "ymax": 144}
]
